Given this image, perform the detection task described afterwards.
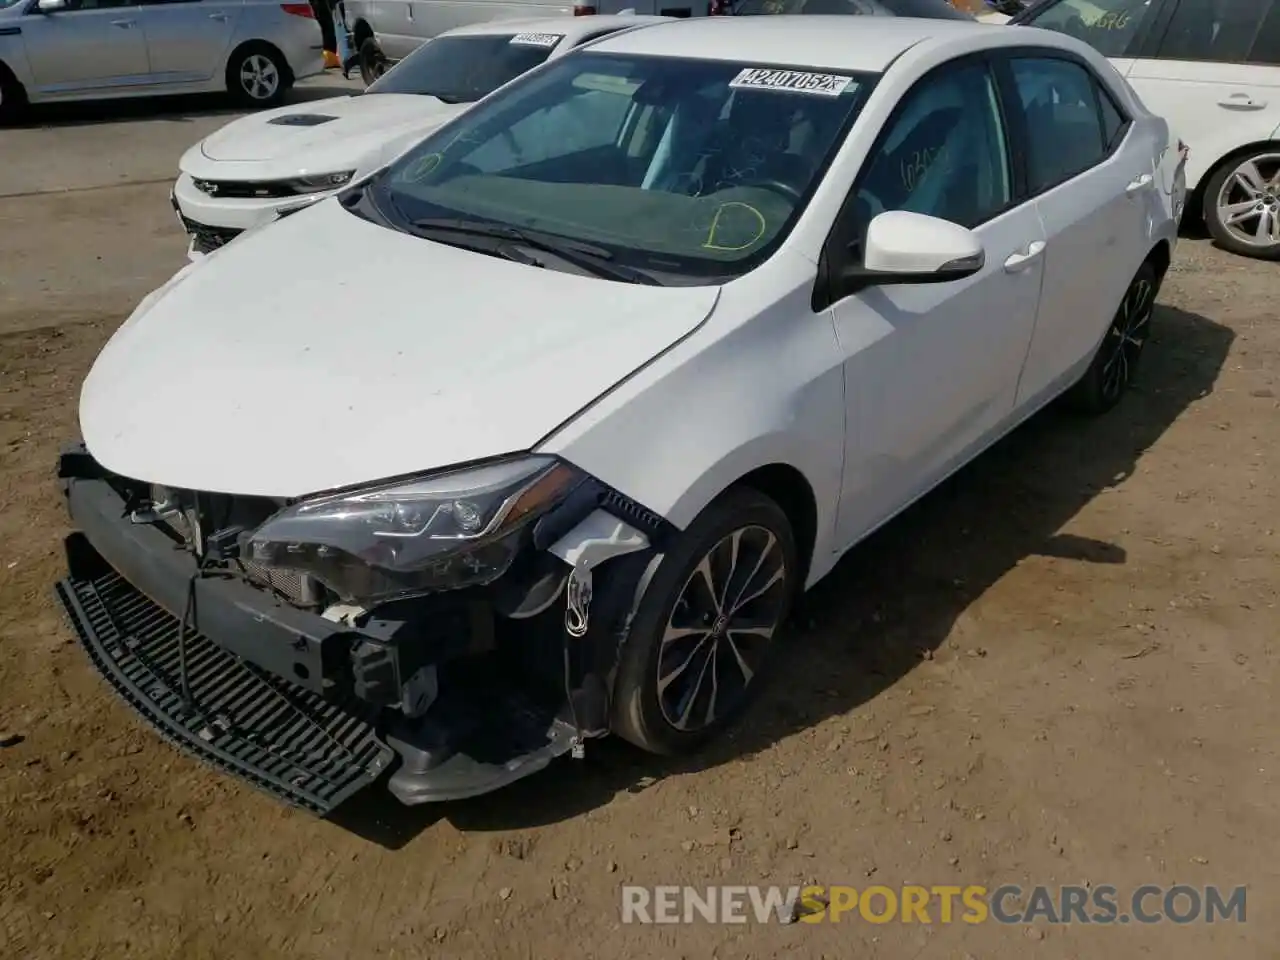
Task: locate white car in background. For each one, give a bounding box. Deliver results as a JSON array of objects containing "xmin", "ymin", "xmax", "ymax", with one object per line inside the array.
[
  {"xmin": 172, "ymin": 13, "xmax": 667, "ymax": 257},
  {"xmin": 1013, "ymin": 0, "xmax": 1280, "ymax": 259},
  {"xmin": 61, "ymin": 16, "xmax": 1183, "ymax": 811},
  {"xmin": 343, "ymin": 0, "xmax": 719, "ymax": 85},
  {"xmin": 0, "ymin": 0, "xmax": 323, "ymax": 119}
]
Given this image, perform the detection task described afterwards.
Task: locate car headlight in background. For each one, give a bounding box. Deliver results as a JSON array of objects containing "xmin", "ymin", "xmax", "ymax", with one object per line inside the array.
[
  {"xmin": 290, "ymin": 171, "xmax": 356, "ymax": 194},
  {"xmin": 245, "ymin": 457, "xmax": 584, "ymax": 603}
]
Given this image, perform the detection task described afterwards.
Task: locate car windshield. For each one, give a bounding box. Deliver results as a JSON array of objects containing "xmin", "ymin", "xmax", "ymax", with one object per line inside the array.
[
  {"xmin": 369, "ymin": 53, "xmax": 873, "ymax": 281},
  {"xmin": 733, "ymin": 0, "xmax": 972, "ymax": 18},
  {"xmin": 366, "ymin": 33, "xmax": 563, "ymax": 102},
  {"xmin": 1013, "ymin": 0, "xmax": 1159, "ymax": 55}
]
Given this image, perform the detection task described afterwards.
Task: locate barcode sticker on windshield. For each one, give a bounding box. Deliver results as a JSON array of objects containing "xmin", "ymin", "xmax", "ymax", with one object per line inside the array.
[
  {"xmin": 728, "ymin": 68, "xmax": 853, "ymax": 97},
  {"xmin": 509, "ymin": 32, "xmax": 562, "ymax": 47}
]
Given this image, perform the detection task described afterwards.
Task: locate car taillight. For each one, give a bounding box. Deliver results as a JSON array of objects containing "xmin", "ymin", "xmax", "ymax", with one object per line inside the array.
[
  {"xmin": 281, "ymin": 2, "xmax": 315, "ymax": 17},
  {"xmin": 573, "ymin": 4, "xmax": 597, "ymax": 13}
]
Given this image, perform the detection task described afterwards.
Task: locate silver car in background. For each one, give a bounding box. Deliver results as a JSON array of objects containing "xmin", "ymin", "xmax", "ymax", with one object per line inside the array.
[{"xmin": 0, "ymin": 0, "xmax": 325, "ymax": 118}]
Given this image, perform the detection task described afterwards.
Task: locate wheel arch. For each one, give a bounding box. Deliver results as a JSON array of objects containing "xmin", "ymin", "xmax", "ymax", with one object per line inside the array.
[
  {"xmin": 1145, "ymin": 236, "xmax": 1172, "ymax": 283},
  {"xmin": 727, "ymin": 464, "xmax": 819, "ymax": 588},
  {"xmin": 645, "ymin": 434, "xmax": 836, "ymax": 590},
  {"xmin": 1187, "ymin": 138, "xmax": 1280, "ymax": 227},
  {"xmin": 351, "ymin": 17, "xmax": 374, "ymax": 46},
  {"xmin": 0, "ymin": 56, "xmax": 28, "ymax": 112}
]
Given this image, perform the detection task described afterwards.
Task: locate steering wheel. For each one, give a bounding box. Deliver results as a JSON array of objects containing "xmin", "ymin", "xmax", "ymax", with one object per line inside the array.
[{"xmin": 739, "ymin": 178, "xmax": 804, "ymax": 204}]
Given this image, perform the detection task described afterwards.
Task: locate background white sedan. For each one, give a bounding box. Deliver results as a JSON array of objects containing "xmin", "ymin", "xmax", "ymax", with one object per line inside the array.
[
  {"xmin": 171, "ymin": 13, "xmax": 667, "ymax": 257},
  {"xmin": 0, "ymin": 0, "xmax": 324, "ymax": 118}
]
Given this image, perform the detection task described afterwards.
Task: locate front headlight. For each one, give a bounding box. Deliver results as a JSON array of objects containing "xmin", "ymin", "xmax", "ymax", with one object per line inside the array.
[
  {"xmin": 245, "ymin": 456, "xmax": 583, "ymax": 603},
  {"xmin": 291, "ymin": 171, "xmax": 356, "ymax": 194}
]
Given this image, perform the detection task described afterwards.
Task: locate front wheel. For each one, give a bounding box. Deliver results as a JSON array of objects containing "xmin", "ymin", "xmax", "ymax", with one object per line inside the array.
[
  {"xmin": 1203, "ymin": 149, "xmax": 1280, "ymax": 260},
  {"xmin": 611, "ymin": 488, "xmax": 798, "ymax": 756},
  {"xmin": 1065, "ymin": 260, "xmax": 1159, "ymax": 415},
  {"xmin": 227, "ymin": 44, "xmax": 288, "ymax": 109}
]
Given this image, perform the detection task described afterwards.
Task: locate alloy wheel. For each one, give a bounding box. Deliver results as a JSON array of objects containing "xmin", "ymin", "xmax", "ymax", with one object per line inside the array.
[
  {"xmin": 1100, "ymin": 272, "xmax": 1153, "ymax": 403},
  {"xmin": 1215, "ymin": 153, "xmax": 1280, "ymax": 249},
  {"xmin": 657, "ymin": 525, "xmax": 788, "ymax": 732},
  {"xmin": 239, "ymin": 54, "xmax": 280, "ymax": 102}
]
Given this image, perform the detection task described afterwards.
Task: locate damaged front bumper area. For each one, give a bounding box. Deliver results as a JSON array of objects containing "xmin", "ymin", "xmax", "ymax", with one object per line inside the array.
[{"xmin": 53, "ymin": 446, "xmax": 670, "ymax": 815}]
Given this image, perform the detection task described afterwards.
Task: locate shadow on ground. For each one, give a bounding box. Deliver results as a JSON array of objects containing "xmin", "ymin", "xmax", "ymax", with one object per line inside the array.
[
  {"xmin": 10, "ymin": 80, "xmax": 359, "ymax": 129},
  {"xmin": 329, "ymin": 304, "xmax": 1234, "ymax": 848}
]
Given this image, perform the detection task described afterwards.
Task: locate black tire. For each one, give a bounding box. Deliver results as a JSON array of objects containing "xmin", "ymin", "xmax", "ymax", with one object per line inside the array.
[
  {"xmin": 226, "ymin": 43, "xmax": 290, "ymax": 109},
  {"xmin": 0, "ymin": 61, "xmax": 27, "ymax": 125},
  {"xmin": 1201, "ymin": 147, "xmax": 1280, "ymax": 261},
  {"xmin": 358, "ymin": 36, "xmax": 389, "ymax": 87},
  {"xmin": 1065, "ymin": 260, "xmax": 1159, "ymax": 416},
  {"xmin": 611, "ymin": 487, "xmax": 798, "ymax": 756}
]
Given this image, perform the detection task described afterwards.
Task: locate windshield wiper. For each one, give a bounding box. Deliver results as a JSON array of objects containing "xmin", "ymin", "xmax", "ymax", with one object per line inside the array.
[{"xmin": 409, "ymin": 218, "xmax": 660, "ymax": 285}]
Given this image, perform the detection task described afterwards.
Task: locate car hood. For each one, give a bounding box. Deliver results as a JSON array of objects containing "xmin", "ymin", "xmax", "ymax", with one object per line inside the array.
[
  {"xmin": 80, "ymin": 200, "xmax": 720, "ymax": 498},
  {"xmin": 187, "ymin": 94, "xmax": 466, "ymax": 179}
]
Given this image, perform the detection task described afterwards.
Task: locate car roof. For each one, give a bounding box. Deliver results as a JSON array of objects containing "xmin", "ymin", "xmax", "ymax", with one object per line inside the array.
[
  {"xmin": 440, "ymin": 14, "xmax": 674, "ymax": 43},
  {"xmin": 588, "ymin": 13, "xmax": 1007, "ymax": 72}
]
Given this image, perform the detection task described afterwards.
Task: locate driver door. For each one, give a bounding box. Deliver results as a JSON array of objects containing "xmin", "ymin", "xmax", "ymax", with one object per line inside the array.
[
  {"xmin": 21, "ymin": 0, "xmax": 149, "ymax": 94},
  {"xmin": 825, "ymin": 57, "xmax": 1047, "ymax": 547}
]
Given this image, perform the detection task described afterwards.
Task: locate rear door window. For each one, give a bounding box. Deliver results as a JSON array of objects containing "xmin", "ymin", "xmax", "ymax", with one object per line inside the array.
[
  {"xmin": 1154, "ymin": 0, "xmax": 1278, "ymax": 64},
  {"xmin": 1008, "ymin": 56, "xmax": 1121, "ymax": 193},
  {"xmin": 1254, "ymin": 2, "xmax": 1280, "ymax": 63}
]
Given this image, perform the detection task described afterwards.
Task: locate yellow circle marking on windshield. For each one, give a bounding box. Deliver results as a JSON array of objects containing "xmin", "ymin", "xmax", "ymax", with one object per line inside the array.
[
  {"xmin": 401, "ymin": 153, "xmax": 442, "ymax": 182},
  {"xmin": 703, "ymin": 201, "xmax": 767, "ymax": 252}
]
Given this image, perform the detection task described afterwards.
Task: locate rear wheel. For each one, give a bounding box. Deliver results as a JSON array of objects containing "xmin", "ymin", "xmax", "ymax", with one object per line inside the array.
[
  {"xmin": 226, "ymin": 43, "xmax": 289, "ymax": 109},
  {"xmin": 358, "ymin": 36, "xmax": 389, "ymax": 87},
  {"xmin": 1066, "ymin": 260, "xmax": 1159, "ymax": 415},
  {"xmin": 611, "ymin": 488, "xmax": 798, "ymax": 756},
  {"xmin": 1203, "ymin": 149, "xmax": 1280, "ymax": 260},
  {"xmin": 0, "ymin": 62, "xmax": 27, "ymax": 125}
]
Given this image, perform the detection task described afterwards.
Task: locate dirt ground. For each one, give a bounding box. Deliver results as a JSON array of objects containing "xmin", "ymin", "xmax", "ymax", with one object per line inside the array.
[{"xmin": 2, "ymin": 97, "xmax": 1279, "ymax": 960}]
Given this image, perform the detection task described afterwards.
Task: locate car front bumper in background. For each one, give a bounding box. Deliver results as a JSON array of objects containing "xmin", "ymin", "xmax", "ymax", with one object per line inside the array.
[
  {"xmin": 170, "ymin": 173, "xmax": 331, "ymax": 258},
  {"xmin": 54, "ymin": 447, "xmax": 589, "ymax": 814}
]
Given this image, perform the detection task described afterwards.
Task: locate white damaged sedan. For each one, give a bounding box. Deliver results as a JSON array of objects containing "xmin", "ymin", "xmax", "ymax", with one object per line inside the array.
[
  {"xmin": 59, "ymin": 16, "xmax": 1183, "ymax": 812},
  {"xmin": 171, "ymin": 14, "xmax": 669, "ymax": 258}
]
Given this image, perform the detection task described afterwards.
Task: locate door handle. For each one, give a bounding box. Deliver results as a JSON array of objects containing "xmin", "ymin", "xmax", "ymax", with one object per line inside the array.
[
  {"xmin": 208, "ymin": 11, "xmax": 229, "ymax": 20},
  {"xmin": 1003, "ymin": 240, "xmax": 1045, "ymax": 273},
  {"xmin": 1125, "ymin": 173, "xmax": 1154, "ymax": 195},
  {"xmin": 1218, "ymin": 93, "xmax": 1266, "ymax": 110},
  {"xmin": 109, "ymin": 18, "xmax": 135, "ymax": 27}
]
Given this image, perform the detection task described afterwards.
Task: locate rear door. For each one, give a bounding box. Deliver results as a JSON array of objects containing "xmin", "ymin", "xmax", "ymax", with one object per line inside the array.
[
  {"xmin": 999, "ymin": 50, "xmax": 1156, "ymax": 409},
  {"xmin": 136, "ymin": 0, "xmax": 239, "ymax": 83},
  {"xmin": 1124, "ymin": 0, "xmax": 1280, "ymax": 191},
  {"xmin": 20, "ymin": 0, "xmax": 150, "ymax": 94}
]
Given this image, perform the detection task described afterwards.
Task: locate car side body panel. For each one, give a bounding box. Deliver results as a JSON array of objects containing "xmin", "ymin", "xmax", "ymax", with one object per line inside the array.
[
  {"xmin": 1124, "ymin": 58, "xmax": 1280, "ymax": 191},
  {"xmin": 539, "ymin": 251, "xmax": 849, "ymax": 587}
]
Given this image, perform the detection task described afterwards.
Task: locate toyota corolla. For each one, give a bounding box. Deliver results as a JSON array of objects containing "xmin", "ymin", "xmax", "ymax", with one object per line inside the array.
[{"xmin": 56, "ymin": 15, "xmax": 1183, "ymax": 813}]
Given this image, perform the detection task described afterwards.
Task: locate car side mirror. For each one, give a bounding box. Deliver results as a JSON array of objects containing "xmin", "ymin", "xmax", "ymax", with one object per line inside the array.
[
  {"xmin": 837, "ymin": 210, "xmax": 985, "ymax": 296},
  {"xmin": 36, "ymin": 0, "xmax": 69, "ymax": 12}
]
